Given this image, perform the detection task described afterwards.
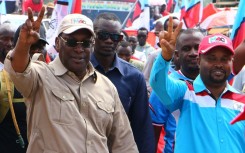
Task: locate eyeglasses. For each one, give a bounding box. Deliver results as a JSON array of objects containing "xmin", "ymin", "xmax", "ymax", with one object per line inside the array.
[
  {"xmin": 59, "ymin": 36, "xmax": 92, "ymax": 48},
  {"xmin": 96, "ymin": 31, "xmax": 123, "ymax": 42}
]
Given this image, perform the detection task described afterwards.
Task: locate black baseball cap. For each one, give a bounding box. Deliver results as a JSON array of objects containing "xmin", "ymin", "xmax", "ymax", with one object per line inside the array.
[{"xmin": 13, "ymin": 23, "xmax": 49, "ymax": 47}]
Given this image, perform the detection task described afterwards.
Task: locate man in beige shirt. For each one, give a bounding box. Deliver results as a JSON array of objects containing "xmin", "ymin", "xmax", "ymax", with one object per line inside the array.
[{"xmin": 4, "ymin": 8, "xmax": 138, "ymax": 153}]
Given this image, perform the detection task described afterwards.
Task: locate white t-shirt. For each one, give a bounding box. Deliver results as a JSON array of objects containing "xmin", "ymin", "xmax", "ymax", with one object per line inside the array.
[{"xmin": 133, "ymin": 50, "xmax": 146, "ymax": 62}]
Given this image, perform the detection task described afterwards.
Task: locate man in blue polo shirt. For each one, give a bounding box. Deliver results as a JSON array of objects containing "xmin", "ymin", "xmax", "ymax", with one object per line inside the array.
[
  {"xmin": 150, "ymin": 19, "xmax": 245, "ymax": 152},
  {"xmin": 91, "ymin": 12, "xmax": 155, "ymax": 153},
  {"xmin": 149, "ymin": 29, "xmax": 205, "ymax": 153}
]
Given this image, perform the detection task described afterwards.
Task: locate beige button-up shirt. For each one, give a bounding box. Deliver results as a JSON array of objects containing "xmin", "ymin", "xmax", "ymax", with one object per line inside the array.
[{"xmin": 4, "ymin": 53, "xmax": 138, "ymax": 153}]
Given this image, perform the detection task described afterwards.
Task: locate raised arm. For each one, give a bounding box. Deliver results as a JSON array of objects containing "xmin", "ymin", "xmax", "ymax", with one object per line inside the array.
[
  {"xmin": 10, "ymin": 7, "xmax": 45, "ymax": 72},
  {"xmin": 149, "ymin": 17, "xmax": 185, "ymax": 110}
]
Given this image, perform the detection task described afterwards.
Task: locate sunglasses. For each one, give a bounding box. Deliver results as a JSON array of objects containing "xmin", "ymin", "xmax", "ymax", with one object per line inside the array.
[
  {"xmin": 59, "ymin": 36, "xmax": 92, "ymax": 48},
  {"xmin": 96, "ymin": 31, "xmax": 123, "ymax": 42}
]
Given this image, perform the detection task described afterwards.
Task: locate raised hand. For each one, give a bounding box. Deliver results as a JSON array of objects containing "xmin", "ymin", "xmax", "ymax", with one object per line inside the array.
[
  {"xmin": 19, "ymin": 7, "xmax": 45, "ymax": 46},
  {"xmin": 9, "ymin": 7, "xmax": 45, "ymax": 73},
  {"xmin": 158, "ymin": 17, "xmax": 182, "ymax": 61}
]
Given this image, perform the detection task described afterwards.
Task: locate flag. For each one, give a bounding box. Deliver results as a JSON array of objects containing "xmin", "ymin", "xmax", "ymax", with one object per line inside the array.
[
  {"xmin": 68, "ymin": 0, "xmax": 82, "ymax": 13},
  {"xmin": 0, "ymin": 0, "xmax": 7, "ymax": 15},
  {"xmin": 166, "ymin": 0, "xmax": 174, "ymax": 13},
  {"xmin": 131, "ymin": 0, "xmax": 150, "ymax": 30},
  {"xmin": 201, "ymin": 3, "xmax": 218, "ymax": 22},
  {"xmin": 173, "ymin": 0, "xmax": 180, "ymax": 13},
  {"xmin": 230, "ymin": 0, "xmax": 245, "ymax": 49},
  {"xmin": 180, "ymin": 0, "xmax": 187, "ymax": 20},
  {"xmin": 46, "ymin": 0, "xmax": 69, "ymax": 57},
  {"xmin": 126, "ymin": 18, "xmax": 132, "ymax": 27},
  {"xmin": 183, "ymin": 0, "xmax": 203, "ymax": 28},
  {"xmin": 72, "ymin": 0, "xmax": 82, "ymax": 13}
]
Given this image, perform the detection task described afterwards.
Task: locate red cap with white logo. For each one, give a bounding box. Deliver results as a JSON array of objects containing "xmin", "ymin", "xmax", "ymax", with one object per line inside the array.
[{"xmin": 198, "ymin": 34, "xmax": 234, "ymax": 55}]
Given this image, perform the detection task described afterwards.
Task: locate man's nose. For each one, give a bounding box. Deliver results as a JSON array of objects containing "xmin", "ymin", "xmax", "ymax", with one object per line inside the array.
[
  {"xmin": 5, "ymin": 40, "xmax": 13, "ymax": 47},
  {"xmin": 74, "ymin": 44, "xmax": 86, "ymax": 52},
  {"xmin": 189, "ymin": 47, "xmax": 198, "ymax": 56}
]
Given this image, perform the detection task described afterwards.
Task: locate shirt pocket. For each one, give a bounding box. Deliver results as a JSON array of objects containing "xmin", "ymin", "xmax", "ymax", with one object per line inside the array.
[
  {"xmin": 96, "ymin": 100, "xmax": 114, "ymax": 113},
  {"xmin": 95, "ymin": 99, "xmax": 115, "ymax": 129},
  {"xmin": 50, "ymin": 89, "xmax": 76, "ymax": 125}
]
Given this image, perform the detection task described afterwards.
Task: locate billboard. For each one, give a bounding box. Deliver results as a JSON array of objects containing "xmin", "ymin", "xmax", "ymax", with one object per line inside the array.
[{"xmin": 82, "ymin": 0, "xmax": 136, "ymax": 27}]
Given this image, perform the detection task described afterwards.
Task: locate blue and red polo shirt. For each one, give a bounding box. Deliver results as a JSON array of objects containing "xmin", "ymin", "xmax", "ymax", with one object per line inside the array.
[{"xmin": 150, "ymin": 54, "xmax": 245, "ymax": 153}]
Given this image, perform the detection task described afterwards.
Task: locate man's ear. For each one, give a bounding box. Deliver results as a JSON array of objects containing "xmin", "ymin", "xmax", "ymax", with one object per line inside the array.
[
  {"xmin": 197, "ymin": 55, "xmax": 201, "ymax": 66},
  {"xmin": 55, "ymin": 37, "xmax": 60, "ymax": 53},
  {"xmin": 174, "ymin": 50, "xmax": 179, "ymax": 58}
]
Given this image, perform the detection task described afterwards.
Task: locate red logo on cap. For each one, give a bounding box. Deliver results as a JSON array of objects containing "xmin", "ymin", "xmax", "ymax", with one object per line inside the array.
[
  {"xmin": 71, "ymin": 18, "xmax": 87, "ymax": 24},
  {"xmin": 78, "ymin": 19, "xmax": 86, "ymax": 24},
  {"xmin": 208, "ymin": 36, "xmax": 227, "ymax": 44}
]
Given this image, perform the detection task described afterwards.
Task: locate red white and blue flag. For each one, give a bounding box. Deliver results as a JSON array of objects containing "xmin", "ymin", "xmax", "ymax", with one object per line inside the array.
[
  {"xmin": 180, "ymin": 0, "xmax": 187, "ymax": 20},
  {"xmin": 230, "ymin": 0, "xmax": 245, "ymax": 49},
  {"xmin": 68, "ymin": 0, "xmax": 82, "ymax": 14},
  {"xmin": 183, "ymin": 0, "xmax": 203, "ymax": 28},
  {"xmin": 200, "ymin": 3, "xmax": 218, "ymax": 23},
  {"xmin": 166, "ymin": 0, "xmax": 174, "ymax": 13},
  {"xmin": 173, "ymin": 0, "xmax": 180, "ymax": 13},
  {"xmin": 131, "ymin": 0, "xmax": 150, "ymax": 30}
]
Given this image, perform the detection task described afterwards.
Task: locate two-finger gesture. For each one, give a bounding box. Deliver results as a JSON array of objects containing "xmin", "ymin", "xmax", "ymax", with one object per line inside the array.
[
  {"xmin": 19, "ymin": 7, "xmax": 45, "ymax": 46},
  {"xmin": 159, "ymin": 17, "xmax": 182, "ymax": 61}
]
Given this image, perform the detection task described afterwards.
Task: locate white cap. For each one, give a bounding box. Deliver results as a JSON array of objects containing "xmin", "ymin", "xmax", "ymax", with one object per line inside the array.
[{"xmin": 57, "ymin": 14, "xmax": 94, "ymax": 36}]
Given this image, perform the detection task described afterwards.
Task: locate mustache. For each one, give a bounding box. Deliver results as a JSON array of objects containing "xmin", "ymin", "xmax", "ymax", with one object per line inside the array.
[{"xmin": 210, "ymin": 68, "xmax": 226, "ymax": 73}]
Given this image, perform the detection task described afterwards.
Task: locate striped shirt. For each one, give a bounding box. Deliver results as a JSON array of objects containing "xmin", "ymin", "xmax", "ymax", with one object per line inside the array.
[{"xmin": 150, "ymin": 54, "xmax": 245, "ymax": 153}]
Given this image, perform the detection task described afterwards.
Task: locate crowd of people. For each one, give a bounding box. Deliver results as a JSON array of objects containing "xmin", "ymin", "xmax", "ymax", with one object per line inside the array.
[{"xmin": 0, "ymin": 3, "xmax": 245, "ymax": 153}]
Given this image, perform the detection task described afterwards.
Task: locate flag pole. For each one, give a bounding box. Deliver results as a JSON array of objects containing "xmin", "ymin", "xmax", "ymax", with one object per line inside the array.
[{"xmin": 122, "ymin": 0, "xmax": 140, "ymax": 29}]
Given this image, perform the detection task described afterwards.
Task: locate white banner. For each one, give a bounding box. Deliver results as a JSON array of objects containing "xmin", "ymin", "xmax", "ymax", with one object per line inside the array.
[{"xmin": 46, "ymin": 1, "xmax": 69, "ymax": 58}]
